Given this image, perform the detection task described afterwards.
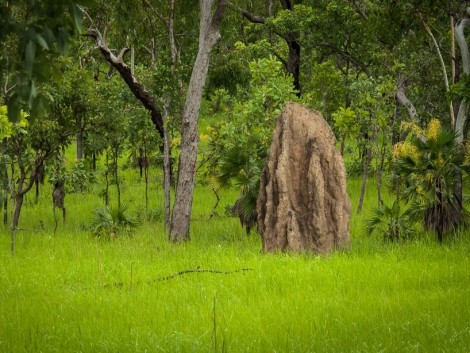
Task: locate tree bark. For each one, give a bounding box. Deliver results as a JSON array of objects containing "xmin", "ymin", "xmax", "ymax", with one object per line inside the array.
[
  {"xmin": 395, "ymin": 74, "xmax": 418, "ymax": 122},
  {"xmin": 85, "ymin": 29, "xmax": 164, "ymax": 139},
  {"xmin": 455, "ymin": 14, "xmax": 470, "ymax": 144},
  {"xmin": 453, "ymin": 12, "xmax": 470, "ymax": 225},
  {"xmin": 2, "ymin": 140, "xmax": 9, "ymax": 227},
  {"xmin": 356, "ymin": 145, "xmax": 372, "ymax": 214},
  {"xmin": 76, "ymin": 114, "xmax": 84, "ymax": 160},
  {"xmin": 169, "ymin": 0, "xmax": 226, "ymax": 242},
  {"xmin": 10, "ymin": 141, "xmax": 51, "ymax": 255}
]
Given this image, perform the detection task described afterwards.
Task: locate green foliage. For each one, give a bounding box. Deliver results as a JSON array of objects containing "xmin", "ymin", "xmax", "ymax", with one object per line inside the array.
[
  {"xmin": 1, "ymin": 0, "xmax": 93, "ymax": 119},
  {"xmin": 0, "ymin": 105, "xmax": 29, "ymax": 139},
  {"xmin": 207, "ymin": 56, "xmax": 298, "ymax": 220},
  {"xmin": 394, "ymin": 120, "xmax": 470, "ymax": 240},
  {"xmin": 91, "ymin": 205, "xmax": 138, "ymax": 239},
  {"xmin": 365, "ymin": 200, "xmax": 416, "ymax": 241},
  {"xmin": 449, "ymin": 73, "xmax": 470, "ymax": 102},
  {"xmin": 303, "ymin": 60, "xmax": 346, "ymax": 118}
]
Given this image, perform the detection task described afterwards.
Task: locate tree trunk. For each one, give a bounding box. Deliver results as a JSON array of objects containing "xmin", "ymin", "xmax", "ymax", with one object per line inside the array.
[
  {"xmin": 114, "ymin": 148, "xmax": 121, "ymax": 209},
  {"xmin": 169, "ymin": 0, "xmax": 226, "ymax": 242},
  {"xmin": 163, "ymin": 104, "xmax": 172, "ymax": 231},
  {"xmin": 10, "ymin": 193, "xmax": 23, "ymax": 255},
  {"xmin": 286, "ymin": 36, "xmax": 301, "ymax": 96},
  {"xmin": 10, "ymin": 146, "xmax": 49, "ymax": 254},
  {"xmin": 2, "ymin": 140, "xmax": 9, "ymax": 227},
  {"xmin": 356, "ymin": 146, "xmax": 372, "ymax": 214},
  {"xmin": 453, "ymin": 13, "xmax": 470, "ymax": 222},
  {"xmin": 395, "ymin": 74, "xmax": 418, "ymax": 122},
  {"xmin": 76, "ymin": 114, "xmax": 83, "ymax": 160}
]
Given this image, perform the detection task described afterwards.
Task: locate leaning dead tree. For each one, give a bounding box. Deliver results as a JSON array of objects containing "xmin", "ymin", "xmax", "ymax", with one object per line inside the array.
[
  {"xmin": 85, "ymin": 25, "xmax": 174, "ymax": 230},
  {"xmin": 84, "ymin": 29, "xmax": 165, "ymax": 139}
]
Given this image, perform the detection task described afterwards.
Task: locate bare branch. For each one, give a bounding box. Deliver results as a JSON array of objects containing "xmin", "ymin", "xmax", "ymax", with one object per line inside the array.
[
  {"xmin": 239, "ymin": 7, "xmax": 265, "ymax": 24},
  {"xmin": 319, "ymin": 42, "xmax": 371, "ymax": 76},
  {"xmin": 351, "ymin": 0, "xmax": 368, "ymax": 20},
  {"xmin": 419, "ymin": 13, "xmax": 454, "ymax": 127},
  {"xmin": 395, "ymin": 75, "xmax": 418, "ymax": 122},
  {"xmin": 85, "ymin": 27, "xmax": 164, "ymax": 138},
  {"xmin": 117, "ymin": 47, "xmax": 130, "ymax": 63},
  {"xmin": 142, "ymin": 0, "xmax": 168, "ymax": 28}
]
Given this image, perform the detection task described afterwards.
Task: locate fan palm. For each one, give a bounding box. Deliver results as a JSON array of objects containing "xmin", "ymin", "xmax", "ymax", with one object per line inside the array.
[
  {"xmin": 91, "ymin": 205, "xmax": 138, "ymax": 239},
  {"xmin": 365, "ymin": 200, "xmax": 416, "ymax": 241},
  {"xmin": 395, "ymin": 123, "xmax": 470, "ymax": 242}
]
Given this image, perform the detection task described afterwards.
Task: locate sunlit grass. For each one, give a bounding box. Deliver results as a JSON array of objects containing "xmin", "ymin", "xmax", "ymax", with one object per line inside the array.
[{"xmin": 0, "ymin": 164, "xmax": 469, "ymax": 352}]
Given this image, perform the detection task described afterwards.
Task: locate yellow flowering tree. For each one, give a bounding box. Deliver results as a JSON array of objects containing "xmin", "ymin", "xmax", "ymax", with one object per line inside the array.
[{"xmin": 394, "ymin": 119, "xmax": 470, "ymax": 242}]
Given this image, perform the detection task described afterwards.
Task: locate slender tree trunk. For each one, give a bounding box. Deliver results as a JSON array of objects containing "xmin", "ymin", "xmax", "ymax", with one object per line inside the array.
[
  {"xmin": 114, "ymin": 148, "xmax": 121, "ymax": 209},
  {"xmin": 10, "ymin": 194, "xmax": 23, "ymax": 255},
  {"xmin": 163, "ymin": 104, "xmax": 172, "ymax": 231},
  {"xmin": 76, "ymin": 115, "xmax": 83, "ymax": 160},
  {"xmin": 162, "ymin": 0, "xmax": 177, "ymax": 231},
  {"xmin": 104, "ymin": 151, "xmax": 110, "ymax": 206},
  {"xmin": 356, "ymin": 146, "xmax": 372, "ymax": 214},
  {"xmin": 2, "ymin": 140, "xmax": 9, "ymax": 227},
  {"xmin": 144, "ymin": 146, "xmax": 149, "ymax": 210},
  {"xmin": 169, "ymin": 0, "xmax": 226, "ymax": 241},
  {"xmin": 287, "ymin": 36, "xmax": 301, "ymax": 96},
  {"xmin": 376, "ymin": 139, "xmax": 386, "ymax": 207},
  {"xmin": 2, "ymin": 179, "xmax": 7, "ymax": 227}
]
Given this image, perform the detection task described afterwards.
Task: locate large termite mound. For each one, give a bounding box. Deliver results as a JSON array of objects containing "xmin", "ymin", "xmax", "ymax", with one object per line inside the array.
[{"xmin": 257, "ymin": 102, "xmax": 351, "ymax": 253}]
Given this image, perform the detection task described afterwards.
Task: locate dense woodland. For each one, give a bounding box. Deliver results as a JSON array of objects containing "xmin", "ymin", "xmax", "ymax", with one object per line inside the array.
[
  {"xmin": 1, "ymin": 2, "xmax": 470, "ymax": 353},
  {"xmin": 2, "ymin": 0, "xmax": 470, "ymax": 248}
]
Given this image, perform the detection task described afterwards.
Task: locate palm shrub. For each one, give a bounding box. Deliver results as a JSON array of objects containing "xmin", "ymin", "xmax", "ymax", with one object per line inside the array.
[
  {"xmin": 365, "ymin": 200, "xmax": 416, "ymax": 241},
  {"xmin": 206, "ymin": 56, "xmax": 298, "ymax": 231},
  {"xmin": 393, "ymin": 119, "xmax": 470, "ymax": 242},
  {"xmin": 91, "ymin": 205, "xmax": 138, "ymax": 239}
]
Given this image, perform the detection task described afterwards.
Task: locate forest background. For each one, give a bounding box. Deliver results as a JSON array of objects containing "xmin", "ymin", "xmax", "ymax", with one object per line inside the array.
[{"xmin": 1, "ymin": 1, "xmax": 470, "ymax": 352}]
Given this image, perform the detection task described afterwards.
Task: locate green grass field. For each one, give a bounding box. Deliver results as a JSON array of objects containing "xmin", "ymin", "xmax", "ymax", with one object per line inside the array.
[{"xmin": 0, "ymin": 168, "xmax": 469, "ymax": 352}]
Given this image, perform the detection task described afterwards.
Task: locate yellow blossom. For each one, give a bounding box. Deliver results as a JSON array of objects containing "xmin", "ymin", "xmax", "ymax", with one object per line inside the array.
[
  {"xmin": 426, "ymin": 118, "xmax": 441, "ymax": 141},
  {"xmin": 171, "ymin": 136, "xmax": 181, "ymax": 147},
  {"xmin": 401, "ymin": 121, "xmax": 423, "ymax": 137},
  {"xmin": 393, "ymin": 141, "xmax": 420, "ymax": 162}
]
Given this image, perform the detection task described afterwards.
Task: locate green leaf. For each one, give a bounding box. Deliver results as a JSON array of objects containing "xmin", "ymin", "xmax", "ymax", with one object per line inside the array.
[
  {"xmin": 70, "ymin": 3, "xmax": 83, "ymax": 33},
  {"xmin": 25, "ymin": 40, "xmax": 36, "ymax": 76},
  {"xmin": 35, "ymin": 33, "xmax": 49, "ymax": 50},
  {"xmin": 7, "ymin": 96, "xmax": 20, "ymax": 122}
]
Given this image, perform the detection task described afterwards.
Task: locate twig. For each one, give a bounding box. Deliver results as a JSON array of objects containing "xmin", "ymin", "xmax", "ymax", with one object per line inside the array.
[{"xmin": 157, "ymin": 268, "xmax": 254, "ymax": 281}]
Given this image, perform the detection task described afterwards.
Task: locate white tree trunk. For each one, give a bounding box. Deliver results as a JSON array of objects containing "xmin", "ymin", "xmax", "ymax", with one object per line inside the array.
[
  {"xmin": 169, "ymin": 0, "xmax": 226, "ymax": 241},
  {"xmin": 455, "ymin": 14, "xmax": 470, "ymax": 143}
]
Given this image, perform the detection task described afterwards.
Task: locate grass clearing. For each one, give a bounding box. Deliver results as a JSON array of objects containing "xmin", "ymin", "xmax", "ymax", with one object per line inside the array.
[{"xmin": 0, "ymin": 170, "xmax": 469, "ymax": 352}]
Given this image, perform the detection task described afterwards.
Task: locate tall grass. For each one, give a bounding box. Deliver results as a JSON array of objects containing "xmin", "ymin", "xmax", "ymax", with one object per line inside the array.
[{"xmin": 0, "ymin": 165, "xmax": 469, "ymax": 352}]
